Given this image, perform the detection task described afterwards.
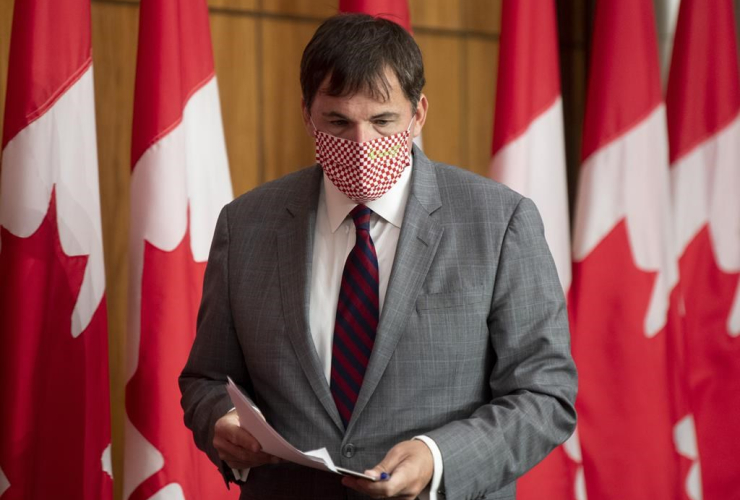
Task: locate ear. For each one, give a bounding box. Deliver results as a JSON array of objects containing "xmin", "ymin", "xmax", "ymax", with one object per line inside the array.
[
  {"xmin": 301, "ymin": 98, "xmax": 316, "ymax": 138},
  {"xmin": 412, "ymin": 94, "xmax": 428, "ymax": 138}
]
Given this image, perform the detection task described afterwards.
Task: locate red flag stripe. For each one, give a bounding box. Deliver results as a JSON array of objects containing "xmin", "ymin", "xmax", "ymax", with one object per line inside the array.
[
  {"xmin": 491, "ymin": 0, "xmax": 561, "ymax": 156},
  {"xmin": 130, "ymin": 0, "xmax": 217, "ymax": 169},
  {"xmin": 580, "ymin": 0, "xmax": 663, "ymax": 163},
  {"xmin": 339, "ymin": 0, "xmax": 412, "ymax": 33},
  {"xmin": 1, "ymin": 0, "xmax": 91, "ymax": 148},
  {"xmin": 666, "ymin": 0, "xmax": 740, "ymax": 164}
]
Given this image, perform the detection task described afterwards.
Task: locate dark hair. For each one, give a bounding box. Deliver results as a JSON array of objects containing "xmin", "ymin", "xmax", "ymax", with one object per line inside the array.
[{"xmin": 300, "ymin": 14, "xmax": 425, "ymax": 114}]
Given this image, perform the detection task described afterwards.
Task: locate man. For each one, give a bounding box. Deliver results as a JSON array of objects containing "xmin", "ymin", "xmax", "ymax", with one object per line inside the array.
[{"xmin": 180, "ymin": 13, "xmax": 577, "ymax": 500}]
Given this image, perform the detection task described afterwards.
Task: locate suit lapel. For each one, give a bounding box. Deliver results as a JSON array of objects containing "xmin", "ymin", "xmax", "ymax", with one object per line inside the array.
[
  {"xmin": 277, "ymin": 166, "xmax": 344, "ymax": 431},
  {"xmin": 348, "ymin": 147, "xmax": 444, "ymax": 433}
]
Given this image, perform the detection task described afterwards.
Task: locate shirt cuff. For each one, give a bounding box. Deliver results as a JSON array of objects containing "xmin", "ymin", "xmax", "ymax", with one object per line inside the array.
[
  {"xmin": 413, "ymin": 435, "xmax": 444, "ymax": 500},
  {"xmin": 231, "ymin": 467, "xmax": 250, "ymax": 482}
]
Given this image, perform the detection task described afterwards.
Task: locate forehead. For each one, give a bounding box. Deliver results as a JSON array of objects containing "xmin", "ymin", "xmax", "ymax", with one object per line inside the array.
[{"xmin": 311, "ymin": 68, "xmax": 410, "ymax": 113}]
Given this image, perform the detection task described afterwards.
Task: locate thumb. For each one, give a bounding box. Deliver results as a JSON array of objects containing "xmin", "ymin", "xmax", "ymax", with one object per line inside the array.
[{"xmin": 364, "ymin": 443, "xmax": 407, "ymax": 480}]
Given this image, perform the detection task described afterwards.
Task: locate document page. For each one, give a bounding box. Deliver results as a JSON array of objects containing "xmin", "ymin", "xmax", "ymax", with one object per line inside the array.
[{"xmin": 226, "ymin": 377, "xmax": 376, "ymax": 481}]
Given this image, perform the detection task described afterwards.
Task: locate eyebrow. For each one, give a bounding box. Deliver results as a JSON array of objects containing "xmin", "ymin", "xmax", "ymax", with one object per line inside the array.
[
  {"xmin": 322, "ymin": 111, "xmax": 351, "ymax": 120},
  {"xmin": 321, "ymin": 111, "xmax": 400, "ymax": 120},
  {"xmin": 370, "ymin": 112, "xmax": 400, "ymax": 120}
]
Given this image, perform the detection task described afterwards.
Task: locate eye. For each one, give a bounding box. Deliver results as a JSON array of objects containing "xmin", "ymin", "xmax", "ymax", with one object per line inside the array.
[
  {"xmin": 330, "ymin": 119, "xmax": 348, "ymax": 127},
  {"xmin": 373, "ymin": 119, "xmax": 390, "ymax": 126}
]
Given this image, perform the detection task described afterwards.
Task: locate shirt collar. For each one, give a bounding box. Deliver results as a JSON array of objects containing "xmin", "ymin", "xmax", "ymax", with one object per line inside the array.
[{"xmin": 323, "ymin": 154, "xmax": 413, "ymax": 233}]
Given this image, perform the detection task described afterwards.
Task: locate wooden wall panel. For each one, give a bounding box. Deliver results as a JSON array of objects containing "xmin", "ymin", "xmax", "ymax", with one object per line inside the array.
[
  {"xmin": 260, "ymin": 0, "xmax": 337, "ymax": 18},
  {"xmin": 415, "ymin": 32, "xmax": 465, "ymax": 169},
  {"xmin": 410, "ymin": 0, "xmax": 463, "ymax": 31},
  {"xmin": 261, "ymin": 18, "xmax": 320, "ymax": 182},
  {"xmin": 210, "ymin": 13, "xmax": 260, "ymax": 195},
  {"xmin": 90, "ymin": 3, "xmax": 139, "ymax": 500},
  {"xmin": 208, "ymin": 0, "xmax": 257, "ymax": 10},
  {"xmin": 465, "ymin": 38, "xmax": 498, "ymax": 178},
  {"xmin": 463, "ymin": 0, "xmax": 502, "ymax": 35},
  {"xmin": 0, "ymin": 0, "xmax": 14, "ymax": 148}
]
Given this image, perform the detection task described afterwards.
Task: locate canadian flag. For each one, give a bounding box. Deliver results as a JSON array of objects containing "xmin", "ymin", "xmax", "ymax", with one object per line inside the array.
[
  {"xmin": 338, "ymin": 0, "xmax": 422, "ymax": 150},
  {"xmin": 123, "ymin": 0, "xmax": 236, "ymax": 499},
  {"xmin": 570, "ymin": 0, "xmax": 688, "ymax": 499},
  {"xmin": 488, "ymin": 1, "xmax": 583, "ymax": 499},
  {"xmin": 667, "ymin": 0, "xmax": 740, "ymax": 498},
  {"xmin": 0, "ymin": 0, "xmax": 112, "ymax": 499},
  {"xmin": 339, "ymin": 0, "xmax": 410, "ymax": 26}
]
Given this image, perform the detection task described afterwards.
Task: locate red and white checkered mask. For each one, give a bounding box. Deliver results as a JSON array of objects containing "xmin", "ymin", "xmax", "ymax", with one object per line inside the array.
[{"xmin": 313, "ymin": 118, "xmax": 413, "ymax": 203}]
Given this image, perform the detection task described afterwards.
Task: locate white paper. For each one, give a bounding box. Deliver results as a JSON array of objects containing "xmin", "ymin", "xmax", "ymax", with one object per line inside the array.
[{"xmin": 226, "ymin": 377, "xmax": 376, "ymax": 481}]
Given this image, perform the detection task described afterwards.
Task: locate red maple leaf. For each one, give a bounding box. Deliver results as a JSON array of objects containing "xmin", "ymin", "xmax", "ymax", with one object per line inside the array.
[
  {"xmin": 0, "ymin": 189, "xmax": 112, "ymax": 499},
  {"xmin": 679, "ymin": 226, "xmax": 740, "ymax": 500},
  {"xmin": 126, "ymin": 213, "xmax": 238, "ymax": 500},
  {"xmin": 569, "ymin": 219, "xmax": 682, "ymax": 500}
]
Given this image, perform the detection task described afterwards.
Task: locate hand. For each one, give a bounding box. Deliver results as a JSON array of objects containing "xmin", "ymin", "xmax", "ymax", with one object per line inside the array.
[
  {"xmin": 213, "ymin": 410, "xmax": 281, "ymax": 469},
  {"xmin": 342, "ymin": 440, "xmax": 434, "ymax": 499}
]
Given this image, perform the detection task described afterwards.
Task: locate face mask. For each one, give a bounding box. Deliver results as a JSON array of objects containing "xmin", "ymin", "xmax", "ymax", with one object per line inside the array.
[{"xmin": 313, "ymin": 117, "xmax": 414, "ymax": 203}]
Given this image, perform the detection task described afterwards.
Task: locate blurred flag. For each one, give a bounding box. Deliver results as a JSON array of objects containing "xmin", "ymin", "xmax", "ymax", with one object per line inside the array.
[
  {"xmin": 667, "ymin": 0, "xmax": 740, "ymax": 498},
  {"xmin": 489, "ymin": 1, "xmax": 582, "ymax": 499},
  {"xmin": 339, "ymin": 0, "xmax": 410, "ymax": 28},
  {"xmin": 0, "ymin": 0, "xmax": 112, "ymax": 498},
  {"xmin": 123, "ymin": 0, "xmax": 235, "ymax": 498},
  {"xmin": 570, "ymin": 0, "xmax": 688, "ymax": 499},
  {"xmin": 338, "ymin": 0, "xmax": 422, "ymax": 149}
]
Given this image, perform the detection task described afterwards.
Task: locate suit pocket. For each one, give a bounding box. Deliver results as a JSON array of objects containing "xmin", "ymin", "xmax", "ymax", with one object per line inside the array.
[{"xmin": 416, "ymin": 286, "xmax": 485, "ymax": 310}]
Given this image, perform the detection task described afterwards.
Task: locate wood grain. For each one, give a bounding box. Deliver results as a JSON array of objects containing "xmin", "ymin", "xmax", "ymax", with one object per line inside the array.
[
  {"xmin": 415, "ymin": 31, "xmax": 465, "ymax": 168},
  {"xmin": 90, "ymin": 3, "xmax": 139, "ymax": 500},
  {"xmin": 0, "ymin": 0, "xmax": 14, "ymax": 149},
  {"xmin": 465, "ymin": 37, "xmax": 498, "ymax": 178},
  {"xmin": 410, "ymin": 0, "xmax": 463, "ymax": 31},
  {"xmin": 210, "ymin": 12, "xmax": 260, "ymax": 196},
  {"xmin": 260, "ymin": 0, "xmax": 337, "ymax": 19},
  {"xmin": 463, "ymin": 0, "xmax": 502, "ymax": 35},
  {"xmin": 260, "ymin": 18, "xmax": 319, "ymax": 181}
]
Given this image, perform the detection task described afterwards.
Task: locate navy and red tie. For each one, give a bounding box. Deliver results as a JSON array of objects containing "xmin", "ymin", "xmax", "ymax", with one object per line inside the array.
[{"xmin": 330, "ymin": 205, "xmax": 379, "ymax": 428}]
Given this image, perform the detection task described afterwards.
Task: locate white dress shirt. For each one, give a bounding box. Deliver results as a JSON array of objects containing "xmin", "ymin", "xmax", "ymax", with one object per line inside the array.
[{"xmin": 236, "ymin": 157, "xmax": 443, "ymax": 499}]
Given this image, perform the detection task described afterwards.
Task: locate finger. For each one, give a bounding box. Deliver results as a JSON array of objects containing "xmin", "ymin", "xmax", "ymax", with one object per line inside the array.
[
  {"xmin": 366, "ymin": 443, "xmax": 407, "ymax": 480},
  {"xmin": 216, "ymin": 437, "xmax": 280, "ymax": 467},
  {"xmin": 342, "ymin": 466, "xmax": 409, "ymax": 498},
  {"xmin": 344, "ymin": 442, "xmax": 431, "ymax": 498},
  {"xmin": 226, "ymin": 426, "xmax": 262, "ymax": 452}
]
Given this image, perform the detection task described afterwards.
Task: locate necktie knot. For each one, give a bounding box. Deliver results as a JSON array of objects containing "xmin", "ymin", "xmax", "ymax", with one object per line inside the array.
[{"xmin": 350, "ymin": 205, "xmax": 372, "ymax": 232}]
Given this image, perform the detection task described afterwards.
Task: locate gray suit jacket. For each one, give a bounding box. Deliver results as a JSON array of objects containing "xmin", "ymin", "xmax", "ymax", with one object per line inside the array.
[{"xmin": 180, "ymin": 146, "xmax": 577, "ymax": 500}]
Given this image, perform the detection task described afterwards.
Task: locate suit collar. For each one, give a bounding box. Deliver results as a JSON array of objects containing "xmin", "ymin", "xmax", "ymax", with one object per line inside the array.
[{"xmin": 408, "ymin": 144, "xmax": 442, "ymax": 215}]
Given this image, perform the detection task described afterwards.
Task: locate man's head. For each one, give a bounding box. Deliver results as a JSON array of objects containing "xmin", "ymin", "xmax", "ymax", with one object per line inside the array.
[{"xmin": 300, "ymin": 13, "xmax": 426, "ymax": 116}]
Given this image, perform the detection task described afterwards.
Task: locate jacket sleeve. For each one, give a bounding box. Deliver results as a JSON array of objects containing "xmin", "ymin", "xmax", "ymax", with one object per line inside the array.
[
  {"xmin": 425, "ymin": 197, "xmax": 578, "ymax": 500},
  {"xmin": 179, "ymin": 204, "xmax": 252, "ymax": 477}
]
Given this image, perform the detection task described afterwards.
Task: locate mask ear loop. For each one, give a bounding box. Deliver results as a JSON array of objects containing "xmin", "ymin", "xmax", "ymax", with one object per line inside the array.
[
  {"xmin": 406, "ymin": 115, "xmax": 415, "ymax": 133},
  {"xmin": 309, "ymin": 117, "xmax": 319, "ymax": 137}
]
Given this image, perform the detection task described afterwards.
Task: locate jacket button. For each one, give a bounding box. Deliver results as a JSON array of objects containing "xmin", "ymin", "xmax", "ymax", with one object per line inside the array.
[{"xmin": 342, "ymin": 443, "xmax": 356, "ymax": 458}]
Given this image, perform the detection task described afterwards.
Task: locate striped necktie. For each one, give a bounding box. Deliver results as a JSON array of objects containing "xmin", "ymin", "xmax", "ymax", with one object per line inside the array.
[{"xmin": 330, "ymin": 204, "xmax": 379, "ymax": 428}]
